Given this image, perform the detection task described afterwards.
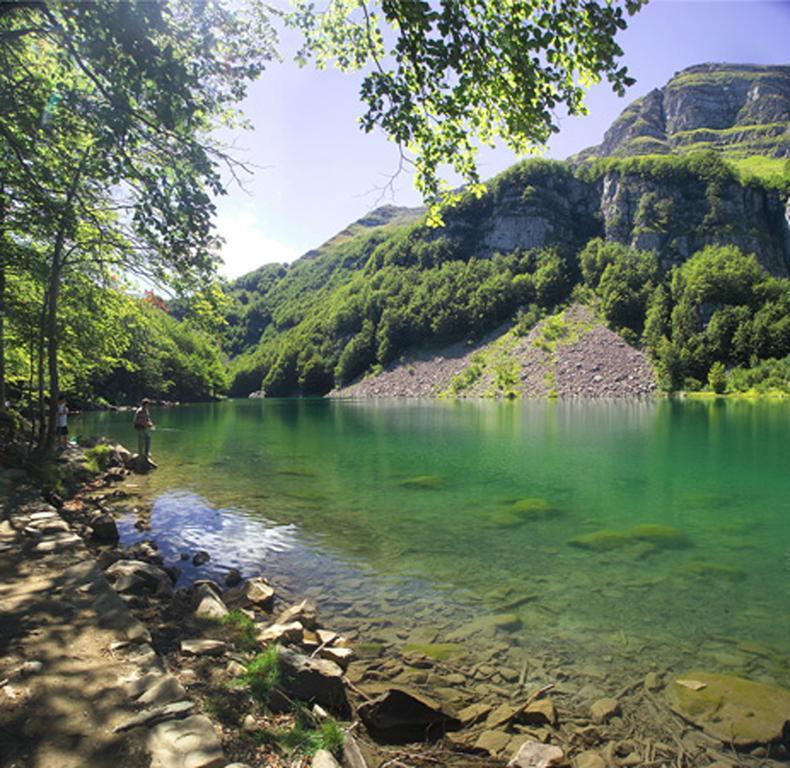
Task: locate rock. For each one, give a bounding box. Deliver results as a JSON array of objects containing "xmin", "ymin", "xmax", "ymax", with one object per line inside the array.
[
  {"xmin": 319, "ymin": 646, "xmax": 354, "ymax": 669},
  {"xmin": 457, "ymin": 702, "xmax": 492, "ymax": 727},
  {"xmin": 507, "ymin": 741, "xmax": 564, "ymax": 768},
  {"xmin": 225, "ymin": 660, "xmax": 246, "ymax": 678},
  {"xmin": 192, "ymin": 550, "xmax": 211, "ymax": 566},
  {"xmin": 278, "ymin": 598, "xmax": 319, "ymax": 629},
  {"xmin": 90, "ymin": 513, "xmax": 119, "ymax": 542},
  {"xmin": 667, "ymin": 672, "xmax": 790, "ymax": 747},
  {"xmin": 590, "ymin": 697, "xmax": 620, "ymax": 723},
  {"xmin": 225, "ymin": 568, "xmax": 242, "ymax": 587},
  {"xmin": 474, "ymin": 730, "xmax": 512, "ymax": 756},
  {"xmin": 105, "ymin": 559, "xmax": 173, "ymax": 597},
  {"xmin": 181, "ymin": 639, "xmax": 228, "ymax": 657},
  {"xmin": 523, "ymin": 698, "xmax": 556, "ymax": 726},
  {"xmin": 137, "ymin": 676, "xmax": 188, "ymax": 707},
  {"xmin": 19, "ymin": 660, "xmax": 44, "ymax": 676},
  {"xmin": 147, "ymin": 714, "xmax": 224, "ymax": 768},
  {"xmin": 277, "ymin": 647, "xmax": 348, "ymax": 712},
  {"xmin": 226, "ymin": 576, "xmax": 275, "ymax": 610},
  {"xmin": 312, "ymin": 750, "xmax": 341, "ymax": 768},
  {"xmin": 358, "ymin": 686, "xmax": 459, "ymax": 740},
  {"xmin": 242, "ymin": 714, "xmax": 257, "ymax": 732},
  {"xmin": 257, "ymin": 621, "xmax": 303, "ymax": 645},
  {"xmin": 193, "ymin": 584, "xmax": 229, "ymax": 620},
  {"xmin": 342, "ymin": 733, "xmax": 369, "ymax": 768},
  {"xmin": 574, "ymin": 751, "xmax": 607, "ymax": 768},
  {"xmin": 113, "ymin": 700, "xmax": 195, "ymax": 732},
  {"xmin": 644, "ymin": 671, "xmax": 662, "ymax": 691},
  {"xmin": 316, "ymin": 628, "xmax": 338, "ymax": 646}
]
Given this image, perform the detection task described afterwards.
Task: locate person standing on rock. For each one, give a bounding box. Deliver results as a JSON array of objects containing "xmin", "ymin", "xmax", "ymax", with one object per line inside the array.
[
  {"xmin": 133, "ymin": 398, "xmax": 155, "ymax": 462},
  {"xmin": 56, "ymin": 394, "xmax": 69, "ymax": 449}
]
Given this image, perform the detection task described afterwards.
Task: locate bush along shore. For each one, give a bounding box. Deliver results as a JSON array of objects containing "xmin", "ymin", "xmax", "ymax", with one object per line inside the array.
[{"xmin": 2, "ymin": 446, "xmax": 789, "ymax": 768}]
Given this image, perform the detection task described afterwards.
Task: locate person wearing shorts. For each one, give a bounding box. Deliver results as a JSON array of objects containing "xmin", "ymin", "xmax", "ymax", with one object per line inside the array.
[{"xmin": 56, "ymin": 395, "xmax": 68, "ymax": 448}]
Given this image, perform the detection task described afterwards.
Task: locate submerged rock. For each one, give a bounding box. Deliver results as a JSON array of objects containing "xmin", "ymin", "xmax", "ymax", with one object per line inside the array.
[
  {"xmin": 400, "ymin": 475, "xmax": 442, "ymax": 490},
  {"xmin": 590, "ymin": 697, "xmax": 620, "ymax": 723},
  {"xmin": 507, "ymin": 741, "xmax": 564, "ymax": 768},
  {"xmin": 667, "ymin": 672, "xmax": 790, "ymax": 747},
  {"xmin": 628, "ymin": 524, "xmax": 691, "ymax": 548},
  {"xmin": 568, "ymin": 530, "xmax": 631, "ymax": 551},
  {"xmin": 681, "ymin": 561, "xmax": 746, "ymax": 582}
]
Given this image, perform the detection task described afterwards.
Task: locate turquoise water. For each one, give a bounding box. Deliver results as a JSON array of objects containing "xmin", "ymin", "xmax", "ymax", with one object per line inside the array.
[{"xmin": 80, "ymin": 399, "xmax": 790, "ymax": 688}]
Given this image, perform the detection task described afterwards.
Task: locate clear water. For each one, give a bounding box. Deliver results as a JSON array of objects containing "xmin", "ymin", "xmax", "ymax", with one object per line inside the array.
[{"xmin": 79, "ymin": 398, "xmax": 790, "ymax": 689}]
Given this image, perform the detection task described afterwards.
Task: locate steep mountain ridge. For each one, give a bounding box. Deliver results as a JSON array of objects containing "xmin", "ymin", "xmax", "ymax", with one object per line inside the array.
[
  {"xmin": 577, "ymin": 63, "xmax": 790, "ymax": 161},
  {"xmin": 224, "ymin": 63, "xmax": 790, "ymax": 398}
]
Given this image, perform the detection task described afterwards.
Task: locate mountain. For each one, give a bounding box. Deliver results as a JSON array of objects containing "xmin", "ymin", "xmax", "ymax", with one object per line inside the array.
[{"xmin": 223, "ymin": 63, "xmax": 790, "ymax": 398}]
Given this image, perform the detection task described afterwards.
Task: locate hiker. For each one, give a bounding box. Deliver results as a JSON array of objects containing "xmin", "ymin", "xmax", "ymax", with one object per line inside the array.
[
  {"xmin": 56, "ymin": 394, "xmax": 69, "ymax": 448},
  {"xmin": 133, "ymin": 398, "xmax": 154, "ymax": 461}
]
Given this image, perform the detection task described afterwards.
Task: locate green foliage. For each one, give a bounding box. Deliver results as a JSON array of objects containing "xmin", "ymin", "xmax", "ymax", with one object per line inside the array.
[
  {"xmin": 243, "ymin": 647, "xmax": 280, "ymax": 705},
  {"xmin": 84, "ymin": 445, "xmax": 112, "ymax": 474},
  {"xmin": 707, "ymin": 361, "xmax": 727, "ymax": 394},
  {"xmin": 222, "ymin": 610, "xmax": 259, "ymax": 653},
  {"xmin": 253, "ymin": 710, "xmax": 344, "ymax": 758},
  {"xmin": 725, "ymin": 356, "xmax": 790, "ymax": 394},
  {"xmin": 641, "ymin": 246, "xmax": 790, "ymax": 391},
  {"xmin": 290, "ymin": 0, "xmax": 646, "ymax": 216}
]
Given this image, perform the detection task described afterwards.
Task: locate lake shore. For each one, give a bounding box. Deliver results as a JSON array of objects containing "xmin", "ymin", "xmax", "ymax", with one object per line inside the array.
[{"xmin": 3, "ymin": 445, "xmax": 789, "ymax": 767}]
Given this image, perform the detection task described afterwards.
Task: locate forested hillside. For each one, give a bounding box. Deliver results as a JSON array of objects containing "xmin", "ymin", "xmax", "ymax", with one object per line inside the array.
[{"xmin": 223, "ymin": 64, "xmax": 790, "ymax": 398}]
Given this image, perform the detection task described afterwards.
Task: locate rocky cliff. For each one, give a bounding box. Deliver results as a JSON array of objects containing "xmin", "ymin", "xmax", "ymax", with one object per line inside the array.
[{"xmin": 577, "ymin": 63, "xmax": 790, "ymax": 160}]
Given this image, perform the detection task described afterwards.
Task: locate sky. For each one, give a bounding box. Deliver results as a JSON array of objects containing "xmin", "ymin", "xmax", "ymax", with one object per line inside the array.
[{"xmin": 213, "ymin": 0, "xmax": 790, "ymax": 279}]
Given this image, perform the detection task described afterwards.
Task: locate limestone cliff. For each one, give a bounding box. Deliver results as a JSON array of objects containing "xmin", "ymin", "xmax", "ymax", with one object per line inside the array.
[{"xmin": 577, "ymin": 63, "xmax": 790, "ymax": 159}]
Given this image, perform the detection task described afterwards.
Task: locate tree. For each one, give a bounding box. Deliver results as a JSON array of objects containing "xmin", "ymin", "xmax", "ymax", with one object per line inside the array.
[
  {"xmin": 1, "ymin": 0, "xmax": 273, "ymax": 451},
  {"xmin": 291, "ymin": 0, "xmax": 646, "ymax": 218}
]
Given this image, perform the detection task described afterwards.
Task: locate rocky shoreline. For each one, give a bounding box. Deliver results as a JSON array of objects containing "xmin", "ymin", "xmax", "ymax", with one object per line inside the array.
[{"xmin": 2, "ymin": 446, "xmax": 789, "ymax": 768}]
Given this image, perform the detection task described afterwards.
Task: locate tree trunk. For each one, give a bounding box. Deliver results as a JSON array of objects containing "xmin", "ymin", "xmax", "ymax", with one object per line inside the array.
[
  {"xmin": 36, "ymin": 149, "xmax": 88, "ymax": 457},
  {"xmin": 0, "ymin": 186, "xmax": 6, "ymax": 411}
]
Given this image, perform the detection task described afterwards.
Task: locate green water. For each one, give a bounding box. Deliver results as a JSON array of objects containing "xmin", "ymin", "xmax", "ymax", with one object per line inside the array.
[{"xmin": 80, "ymin": 398, "xmax": 790, "ymax": 689}]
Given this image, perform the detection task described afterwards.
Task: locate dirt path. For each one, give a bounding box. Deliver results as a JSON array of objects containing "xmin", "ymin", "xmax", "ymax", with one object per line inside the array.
[{"xmin": 0, "ymin": 475, "xmax": 223, "ymax": 768}]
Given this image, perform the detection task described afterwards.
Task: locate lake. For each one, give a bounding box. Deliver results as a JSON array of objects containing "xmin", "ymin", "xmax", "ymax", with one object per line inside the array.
[{"xmin": 79, "ymin": 398, "xmax": 790, "ymax": 692}]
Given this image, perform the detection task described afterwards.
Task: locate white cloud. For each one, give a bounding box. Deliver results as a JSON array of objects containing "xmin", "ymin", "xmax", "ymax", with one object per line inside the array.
[{"xmin": 215, "ymin": 209, "xmax": 299, "ymax": 280}]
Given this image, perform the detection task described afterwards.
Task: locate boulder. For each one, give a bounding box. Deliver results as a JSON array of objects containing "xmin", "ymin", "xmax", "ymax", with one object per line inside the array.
[
  {"xmin": 667, "ymin": 672, "xmax": 790, "ymax": 747},
  {"xmin": 358, "ymin": 686, "xmax": 459, "ymax": 741},
  {"xmin": 90, "ymin": 513, "xmax": 119, "ymax": 542},
  {"xmin": 257, "ymin": 621, "xmax": 304, "ymax": 645},
  {"xmin": 193, "ymin": 583, "xmax": 228, "ymax": 620},
  {"xmin": 277, "ymin": 647, "xmax": 348, "ymax": 712},
  {"xmin": 105, "ymin": 559, "xmax": 173, "ymax": 597},
  {"xmin": 113, "ymin": 700, "xmax": 194, "ymax": 732},
  {"xmin": 278, "ymin": 599, "xmax": 319, "ymax": 629},
  {"xmin": 507, "ymin": 741, "xmax": 564, "ymax": 768}
]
